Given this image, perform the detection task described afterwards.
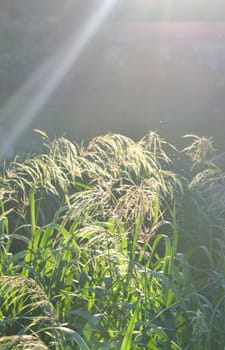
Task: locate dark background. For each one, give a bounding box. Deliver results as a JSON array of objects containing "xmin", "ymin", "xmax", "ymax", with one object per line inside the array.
[{"xmin": 0, "ymin": 0, "xmax": 225, "ymax": 157}]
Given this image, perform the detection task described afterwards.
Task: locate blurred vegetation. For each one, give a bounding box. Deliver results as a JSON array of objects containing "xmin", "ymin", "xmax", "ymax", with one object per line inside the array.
[
  {"xmin": 0, "ymin": 1, "xmax": 66, "ymax": 96},
  {"xmin": 1, "ymin": 0, "xmax": 225, "ymax": 97},
  {"xmin": 1, "ymin": 1, "xmax": 225, "ymax": 154}
]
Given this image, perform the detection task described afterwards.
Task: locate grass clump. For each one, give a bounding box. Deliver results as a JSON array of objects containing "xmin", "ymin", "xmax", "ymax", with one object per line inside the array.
[
  {"xmin": 0, "ymin": 130, "xmax": 225, "ymax": 349},
  {"xmin": 0, "ymin": 335, "xmax": 48, "ymax": 350}
]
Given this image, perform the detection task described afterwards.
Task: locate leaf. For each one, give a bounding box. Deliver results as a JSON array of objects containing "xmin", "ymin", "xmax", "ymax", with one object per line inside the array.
[
  {"xmin": 120, "ymin": 306, "xmax": 139, "ymax": 350},
  {"xmin": 33, "ymin": 129, "xmax": 49, "ymax": 140},
  {"xmin": 41, "ymin": 326, "xmax": 91, "ymax": 350}
]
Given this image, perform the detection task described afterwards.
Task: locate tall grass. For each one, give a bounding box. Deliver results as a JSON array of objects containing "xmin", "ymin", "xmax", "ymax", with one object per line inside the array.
[{"xmin": 0, "ymin": 130, "xmax": 225, "ymax": 349}]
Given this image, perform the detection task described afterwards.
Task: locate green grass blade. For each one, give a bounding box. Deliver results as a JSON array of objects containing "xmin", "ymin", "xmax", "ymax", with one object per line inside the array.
[
  {"xmin": 40, "ymin": 326, "xmax": 91, "ymax": 350},
  {"xmin": 29, "ymin": 188, "xmax": 36, "ymax": 235},
  {"xmin": 120, "ymin": 306, "xmax": 138, "ymax": 350}
]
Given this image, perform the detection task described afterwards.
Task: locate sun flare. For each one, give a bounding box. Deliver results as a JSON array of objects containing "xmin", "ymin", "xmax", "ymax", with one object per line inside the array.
[{"xmin": 0, "ymin": 0, "xmax": 118, "ymax": 160}]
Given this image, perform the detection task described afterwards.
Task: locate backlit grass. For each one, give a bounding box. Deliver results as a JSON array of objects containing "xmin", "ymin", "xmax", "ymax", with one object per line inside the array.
[{"xmin": 0, "ymin": 131, "xmax": 225, "ymax": 349}]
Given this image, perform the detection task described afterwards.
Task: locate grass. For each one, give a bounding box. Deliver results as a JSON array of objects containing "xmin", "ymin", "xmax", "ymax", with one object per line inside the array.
[{"xmin": 0, "ymin": 130, "xmax": 225, "ymax": 349}]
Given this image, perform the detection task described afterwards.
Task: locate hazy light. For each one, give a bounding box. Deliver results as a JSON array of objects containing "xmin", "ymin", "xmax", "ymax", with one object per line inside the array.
[
  {"xmin": 0, "ymin": 0, "xmax": 118, "ymax": 159},
  {"xmin": 162, "ymin": 0, "xmax": 173, "ymax": 20}
]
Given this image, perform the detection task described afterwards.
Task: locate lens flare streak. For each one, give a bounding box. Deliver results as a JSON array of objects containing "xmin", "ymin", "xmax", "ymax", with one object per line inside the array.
[{"xmin": 0, "ymin": 0, "xmax": 118, "ymax": 159}]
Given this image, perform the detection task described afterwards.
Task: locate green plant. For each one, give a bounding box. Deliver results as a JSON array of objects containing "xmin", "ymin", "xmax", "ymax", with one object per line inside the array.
[{"xmin": 0, "ymin": 131, "xmax": 225, "ymax": 349}]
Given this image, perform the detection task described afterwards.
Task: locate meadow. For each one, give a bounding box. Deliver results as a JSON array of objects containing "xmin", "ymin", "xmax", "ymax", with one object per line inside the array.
[{"xmin": 0, "ymin": 130, "xmax": 225, "ymax": 349}]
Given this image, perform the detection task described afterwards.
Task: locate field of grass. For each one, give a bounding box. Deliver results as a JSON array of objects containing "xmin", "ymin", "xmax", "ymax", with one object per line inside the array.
[{"xmin": 0, "ymin": 130, "xmax": 225, "ymax": 349}]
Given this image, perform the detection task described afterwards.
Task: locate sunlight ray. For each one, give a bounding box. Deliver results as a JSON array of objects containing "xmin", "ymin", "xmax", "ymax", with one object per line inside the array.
[{"xmin": 0, "ymin": 0, "xmax": 118, "ymax": 159}]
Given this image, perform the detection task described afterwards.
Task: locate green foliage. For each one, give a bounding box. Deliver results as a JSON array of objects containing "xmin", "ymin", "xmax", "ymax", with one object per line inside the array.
[{"xmin": 0, "ymin": 130, "xmax": 225, "ymax": 349}]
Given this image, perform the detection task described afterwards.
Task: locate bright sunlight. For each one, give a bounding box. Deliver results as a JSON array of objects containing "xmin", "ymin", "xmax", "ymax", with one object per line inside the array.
[
  {"xmin": 0, "ymin": 0, "xmax": 118, "ymax": 160},
  {"xmin": 1, "ymin": 1, "xmax": 225, "ymax": 349}
]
